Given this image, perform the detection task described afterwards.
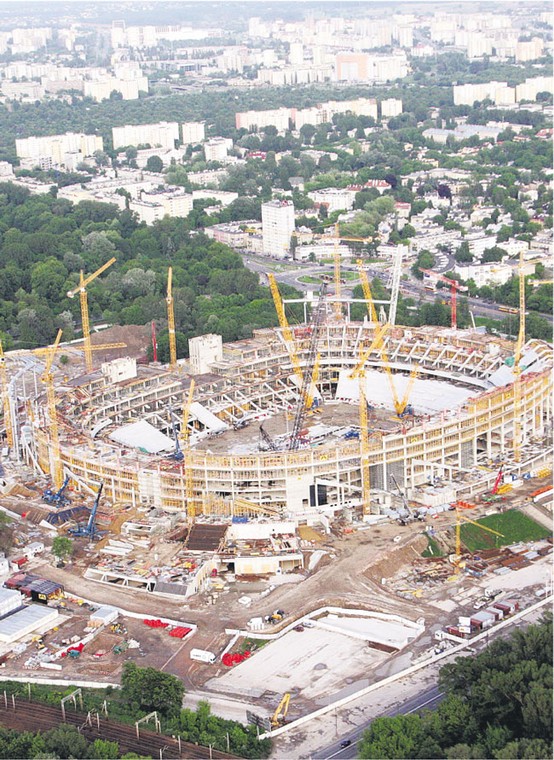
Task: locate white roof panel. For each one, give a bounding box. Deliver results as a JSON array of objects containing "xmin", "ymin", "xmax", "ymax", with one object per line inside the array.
[
  {"xmin": 110, "ymin": 420, "xmax": 175, "ymax": 453},
  {"xmin": 190, "ymin": 402, "xmax": 229, "ymax": 433}
]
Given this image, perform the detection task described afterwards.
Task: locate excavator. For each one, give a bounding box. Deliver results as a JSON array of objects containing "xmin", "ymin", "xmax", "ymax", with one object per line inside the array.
[{"xmin": 271, "ymin": 693, "xmax": 291, "ymax": 728}]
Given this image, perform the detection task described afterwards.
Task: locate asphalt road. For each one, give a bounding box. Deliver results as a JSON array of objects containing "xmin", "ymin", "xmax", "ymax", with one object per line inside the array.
[
  {"xmin": 311, "ymin": 685, "xmax": 444, "ymax": 760},
  {"xmin": 242, "ymin": 254, "xmax": 553, "ymax": 326}
]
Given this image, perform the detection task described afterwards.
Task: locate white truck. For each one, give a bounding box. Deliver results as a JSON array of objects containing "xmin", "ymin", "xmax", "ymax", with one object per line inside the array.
[{"xmin": 190, "ymin": 648, "xmax": 216, "ymax": 664}]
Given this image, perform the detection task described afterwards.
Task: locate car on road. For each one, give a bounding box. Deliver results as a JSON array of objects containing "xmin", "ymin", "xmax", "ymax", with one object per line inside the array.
[{"xmin": 340, "ymin": 739, "xmax": 352, "ymax": 748}]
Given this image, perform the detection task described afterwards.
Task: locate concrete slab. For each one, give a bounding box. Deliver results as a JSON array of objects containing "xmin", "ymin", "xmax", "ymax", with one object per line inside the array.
[{"xmin": 206, "ymin": 628, "xmax": 386, "ymax": 701}]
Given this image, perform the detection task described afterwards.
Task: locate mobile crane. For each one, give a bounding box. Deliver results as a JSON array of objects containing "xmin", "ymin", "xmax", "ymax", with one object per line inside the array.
[
  {"xmin": 69, "ymin": 484, "xmax": 104, "ymax": 540},
  {"xmin": 43, "ymin": 476, "xmax": 71, "ymax": 508}
]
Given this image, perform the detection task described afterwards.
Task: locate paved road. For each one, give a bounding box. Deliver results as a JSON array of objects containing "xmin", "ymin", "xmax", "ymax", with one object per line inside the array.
[
  {"xmin": 243, "ymin": 255, "xmax": 553, "ymax": 326},
  {"xmin": 312, "ymin": 685, "xmax": 444, "ymax": 760}
]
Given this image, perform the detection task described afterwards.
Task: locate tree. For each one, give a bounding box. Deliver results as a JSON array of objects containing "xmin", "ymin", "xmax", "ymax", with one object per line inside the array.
[
  {"xmin": 455, "ymin": 241, "xmax": 473, "ymax": 263},
  {"xmin": 43, "ymin": 724, "xmax": 89, "ymax": 759},
  {"xmin": 52, "ymin": 536, "xmax": 73, "ymax": 562},
  {"xmin": 89, "ymin": 739, "xmax": 120, "ymax": 758},
  {"xmin": 411, "ymin": 250, "xmax": 435, "ymax": 279},
  {"xmin": 121, "ymin": 662, "xmax": 185, "ymax": 718},
  {"xmin": 145, "ymin": 155, "xmax": 164, "ymax": 173},
  {"xmin": 0, "ymin": 512, "xmax": 13, "ymax": 554},
  {"xmin": 482, "ymin": 246, "xmax": 508, "ymax": 263}
]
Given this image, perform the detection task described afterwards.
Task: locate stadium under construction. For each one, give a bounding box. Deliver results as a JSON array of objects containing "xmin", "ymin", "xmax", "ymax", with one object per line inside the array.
[{"xmin": 9, "ymin": 294, "xmax": 552, "ymax": 525}]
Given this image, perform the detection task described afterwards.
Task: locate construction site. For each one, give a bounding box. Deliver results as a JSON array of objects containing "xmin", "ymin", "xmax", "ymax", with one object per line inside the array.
[{"xmin": 0, "ymin": 255, "xmax": 552, "ymax": 738}]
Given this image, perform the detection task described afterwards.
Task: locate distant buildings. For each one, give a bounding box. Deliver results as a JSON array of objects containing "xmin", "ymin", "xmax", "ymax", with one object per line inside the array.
[
  {"xmin": 129, "ymin": 188, "xmax": 193, "ymax": 225},
  {"xmin": 112, "ymin": 122, "xmax": 179, "ymax": 150},
  {"xmin": 262, "ymin": 200, "xmax": 295, "ymax": 258},
  {"xmin": 334, "ymin": 52, "xmax": 409, "ymax": 82},
  {"xmin": 235, "ymin": 98, "xmax": 380, "ymax": 131},
  {"xmin": 15, "ymin": 132, "xmax": 103, "ymax": 171},
  {"xmin": 453, "ymin": 77, "xmax": 553, "ymax": 106}
]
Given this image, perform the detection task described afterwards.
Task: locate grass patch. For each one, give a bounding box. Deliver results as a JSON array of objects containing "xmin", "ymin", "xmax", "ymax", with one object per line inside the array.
[
  {"xmin": 460, "ymin": 509, "xmax": 552, "ymax": 552},
  {"xmin": 297, "ymin": 273, "xmax": 332, "ymax": 284},
  {"xmin": 422, "ymin": 536, "xmax": 443, "ymax": 558},
  {"xmin": 240, "ymin": 637, "xmax": 269, "ymax": 652}
]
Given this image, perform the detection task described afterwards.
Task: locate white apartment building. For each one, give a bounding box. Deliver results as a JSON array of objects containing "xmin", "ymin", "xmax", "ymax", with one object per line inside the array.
[
  {"xmin": 334, "ymin": 52, "xmax": 409, "ymax": 82},
  {"xmin": 308, "ymin": 188, "xmax": 356, "ymax": 213},
  {"xmin": 381, "ymin": 98, "xmax": 403, "ymax": 118},
  {"xmin": 15, "ymin": 132, "xmax": 103, "ymax": 169},
  {"xmin": 204, "ymin": 137, "xmax": 233, "ymax": 162},
  {"xmin": 235, "ymin": 107, "xmax": 292, "ymax": 132},
  {"xmin": 84, "ymin": 76, "xmax": 147, "ymax": 101},
  {"xmin": 262, "ymin": 200, "xmax": 295, "ymax": 258},
  {"xmin": 454, "ymin": 262, "xmax": 513, "ymax": 287},
  {"xmin": 112, "ymin": 122, "xmax": 179, "ymax": 150},
  {"xmin": 187, "ymin": 168, "xmax": 228, "ymax": 187},
  {"xmin": 182, "ymin": 122, "xmax": 206, "ymax": 145},
  {"xmin": 515, "ymin": 38, "xmax": 544, "ymax": 62},
  {"xmin": 188, "ymin": 334, "xmax": 223, "ymax": 375},
  {"xmin": 129, "ymin": 189, "xmax": 193, "ymax": 225},
  {"xmin": 515, "ymin": 77, "xmax": 553, "ymax": 102}
]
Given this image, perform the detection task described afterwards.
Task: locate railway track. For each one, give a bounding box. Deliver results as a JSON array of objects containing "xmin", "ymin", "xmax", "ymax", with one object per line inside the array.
[{"xmin": 0, "ymin": 699, "xmax": 237, "ymax": 758}]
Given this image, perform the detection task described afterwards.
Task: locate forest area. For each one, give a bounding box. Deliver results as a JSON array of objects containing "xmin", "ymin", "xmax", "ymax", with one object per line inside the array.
[
  {"xmin": 359, "ymin": 615, "xmax": 552, "ymax": 760},
  {"xmin": 0, "ymin": 182, "xmax": 295, "ymax": 357}
]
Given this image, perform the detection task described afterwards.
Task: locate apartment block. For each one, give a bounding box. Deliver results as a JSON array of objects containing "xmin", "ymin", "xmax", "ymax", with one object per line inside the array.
[
  {"xmin": 307, "ymin": 188, "xmax": 356, "ymax": 213},
  {"xmin": 129, "ymin": 189, "xmax": 193, "ymax": 225},
  {"xmin": 204, "ymin": 137, "xmax": 233, "ymax": 162},
  {"xmin": 84, "ymin": 76, "xmax": 147, "ymax": 101},
  {"xmin": 112, "ymin": 122, "xmax": 179, "ymax": 150},
  {"xmin": 381, "ymin": 98, "xmax": 403, "ymax": 118},
  {"xmin": 15, "ymin": 132, "xmax": 103, "ymax": 170},
  {"xmin": 182, "ymin": 122, "xmax": 206, "ymax": 145},
  {"xmin": 262, "ymin": 200, "xmax": 295, "ymax": 258},
  {"xmin": 515, "ymin": 38, "xmax": 544, "ymax": 62}
]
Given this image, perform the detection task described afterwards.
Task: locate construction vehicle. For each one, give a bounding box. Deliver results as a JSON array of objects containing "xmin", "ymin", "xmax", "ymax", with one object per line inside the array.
[
  {"xmin": 449, "ymin": 510, "xmax": 504, "ymax": 577},
  {"xmin": 43, "ymin": 475, "xmax": 71, "ymax": 508},
  {"xmin": 271, "ymin": 693, "xmax": 291, "ymax": 728},
  {"xmin": 167, "ymin": 405, "xmax": 184, "ymax": 462},
  {"xmin": 390, "ymin": 474, "xmax": 416, "ymax": 523},
  {"xmin": 259, "ymin": 423, "xmax": 278, "ymax": 452},
  {"xmin": 490, "ymin": 464, "xmax": 505, "ymax": 496},
  {"xmin": 69, "ymin": 484, "xmax": 104, "ymax": 540}
]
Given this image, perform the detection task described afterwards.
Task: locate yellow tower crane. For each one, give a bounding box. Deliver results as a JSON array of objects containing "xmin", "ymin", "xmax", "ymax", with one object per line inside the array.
[
  {"xmin": 0, "ymin": 339, "xmax": 13, "ymax": 449},
  {"xmin": 267, "ymin": 273, "xmax": 304, "ymax": 387},
  {"xmin": 356, "ymin": 271, "xmax": 418, "ymax": 417},
  {"xmin": 40, "ymin": 329, "xmax": 64, "ymax": 490},
  {"xmin": 67, "ymin": 257, "xmax": 116, "ymax": 373},
  {"xmin": 451, "ymin": 509, "xmax": 504, "ymax": 576},
  {"xmin": 181, "ymin": 379, "xmax": 196, "ymax": 520},
  {"xmin": 356, "ymin": 259, "xmax": 379, "ymax": 324},
  {"xmin": 166, "ymin": 267, "xmax": 177, "ymax": 370}
]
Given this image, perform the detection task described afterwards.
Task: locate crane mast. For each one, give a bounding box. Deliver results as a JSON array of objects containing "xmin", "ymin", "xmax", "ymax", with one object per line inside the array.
[
  {"xmin": 267, "ymin": 274, "xmax": 304, "ymax": 386},
  {"xmin": 513, "ymin": 252, "xmax": 526, "ymax": 463},
  {"xmin": 0, "ymin": 339, "xmax": 13, "ymax": 449},
  {"xmin": 40, "ymin": 329, "xmax": 64, "ymax": 490},
  {"xmin": 166, "ymin": 267, "xmax": 177, "ymax": 370},
  {"xmin": 289, "ymin": 285, "xmax": 327, "ymax": 450},
  {"xmin": 419, "ymin": 268, "xmax": 468, "ymax": 329}
]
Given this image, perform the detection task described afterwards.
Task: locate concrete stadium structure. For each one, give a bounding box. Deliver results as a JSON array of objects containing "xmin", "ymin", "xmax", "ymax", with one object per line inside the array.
[{"xmin": 24, "ymin": 322, "xmax": 553, "ymax": 522}]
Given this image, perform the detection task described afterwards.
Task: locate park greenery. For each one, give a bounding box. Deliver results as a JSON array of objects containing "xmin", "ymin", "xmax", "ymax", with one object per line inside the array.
[
  {"xmin": 0, "ymin": 665, "xmax": 271, "ymax": 758},
  {"xmin": 358, "ymin": 614, "xmax": 553, "ymax": 759},
  {"xmin": 0, "ymin": 184, "xmax": 292, "ymax": 357}
]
